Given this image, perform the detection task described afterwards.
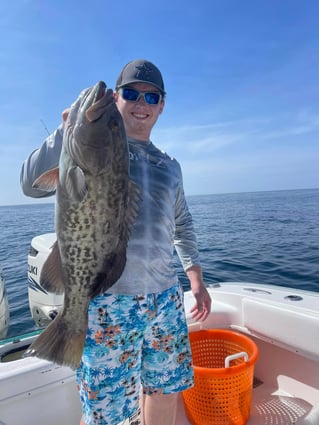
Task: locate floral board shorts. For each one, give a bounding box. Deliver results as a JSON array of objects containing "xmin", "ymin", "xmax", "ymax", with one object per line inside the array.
[{"xmin": 76, "ymin": 283, "xmax": 194, "ymax": 425}]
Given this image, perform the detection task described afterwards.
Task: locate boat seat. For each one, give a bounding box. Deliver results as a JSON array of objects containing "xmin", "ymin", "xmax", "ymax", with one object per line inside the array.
[{"xmin": 243, "ymin": 298, "xmax": 319, "ymax": 361}]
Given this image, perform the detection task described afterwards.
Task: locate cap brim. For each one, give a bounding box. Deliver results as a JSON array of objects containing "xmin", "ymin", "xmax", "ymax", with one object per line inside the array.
[{"xmin": 117, "ymin": 80, "xmax": 165, "ymax": 95}]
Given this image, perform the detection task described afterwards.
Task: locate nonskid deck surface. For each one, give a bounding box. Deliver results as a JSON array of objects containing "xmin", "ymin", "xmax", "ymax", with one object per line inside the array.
[
  {"xmin": 120, "ymin": 379, "xmax": 319, "ymax": 425},
  {"xmin": 249, "ymin": 381, "xmax": 318, "ymax": 425}
]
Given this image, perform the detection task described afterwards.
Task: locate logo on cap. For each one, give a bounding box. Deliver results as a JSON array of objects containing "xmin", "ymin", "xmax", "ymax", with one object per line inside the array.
[{"xmin": 135, "ymin": 63, "xmax": 155, "ymax": 80}]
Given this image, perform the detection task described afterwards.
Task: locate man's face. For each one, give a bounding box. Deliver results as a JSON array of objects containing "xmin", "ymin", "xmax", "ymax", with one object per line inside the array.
[{"xmin": 114, "ymin": 82, "xmax": 164, "ymax": 140}]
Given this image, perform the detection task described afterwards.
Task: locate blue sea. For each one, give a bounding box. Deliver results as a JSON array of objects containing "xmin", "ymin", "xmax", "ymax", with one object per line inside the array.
[{"xmin": 0, "ymin": 188, "xmax": 318, "ymax": 339}]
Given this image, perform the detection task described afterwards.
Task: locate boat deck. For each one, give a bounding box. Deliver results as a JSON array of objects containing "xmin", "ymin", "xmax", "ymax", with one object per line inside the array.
[
  {"xmin": 129, "ymin": 337, "xmax": 319, "ymax": 425},
  {"xmin": 1, "ymin": 283, "xmax": 318, "ymax": 425},
  {"xmin": 121, "ymin": 379, "xmax": 319, "ymax": 425}
]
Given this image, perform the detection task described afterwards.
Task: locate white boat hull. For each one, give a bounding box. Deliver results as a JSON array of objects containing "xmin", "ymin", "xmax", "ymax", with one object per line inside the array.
[{"xmin": 0, "ymin": 282, "xmax": 318, "ymax": 425}]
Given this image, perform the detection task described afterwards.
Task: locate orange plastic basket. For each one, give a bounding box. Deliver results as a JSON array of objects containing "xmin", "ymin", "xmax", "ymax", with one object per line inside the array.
[{"xmin": 182, "ymin": 329, "xmax": 259, "ymax": 425}]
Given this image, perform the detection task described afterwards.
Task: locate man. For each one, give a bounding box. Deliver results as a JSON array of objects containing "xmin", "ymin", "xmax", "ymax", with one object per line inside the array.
[{"xmin": 21, "ymin": 59, "xmax": 211, "ymax": 425}]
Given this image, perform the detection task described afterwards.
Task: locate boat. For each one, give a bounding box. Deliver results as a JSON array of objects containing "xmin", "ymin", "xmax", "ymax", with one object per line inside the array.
[
  {"xmin": 1, "ymin": 282, "xmax": 318, "ymax": 424},
  {"xmin": 0, "ymin": 234, "xmax": 318, "ymax": 424},
  {"xmin": 0, "ymin": 265, "xmax": 9, "ymax": 339},
  {"xmin": 27, "ymin": 233, "xmax": 63, "ymax": 327}
]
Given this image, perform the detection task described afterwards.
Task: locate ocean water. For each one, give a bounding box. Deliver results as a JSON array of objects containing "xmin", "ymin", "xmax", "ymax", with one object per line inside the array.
[{"xmin": 0, "ymin": 188, "xmax": 318, "ymax": 339}]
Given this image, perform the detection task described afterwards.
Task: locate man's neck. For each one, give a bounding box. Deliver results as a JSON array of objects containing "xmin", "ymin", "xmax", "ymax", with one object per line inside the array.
[
  {"xmin": 126, "ymin": 131, "xmax": 150, "ymax": 143},
  {"xmin": 127, "ymin": 136, "xmax": 151, "ymax": 144}
]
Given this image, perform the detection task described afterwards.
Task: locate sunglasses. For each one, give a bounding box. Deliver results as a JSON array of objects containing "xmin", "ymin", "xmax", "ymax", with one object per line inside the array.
[{"xmin": 118, "ymin": 87, "xmax": 162, "ymax": 105}]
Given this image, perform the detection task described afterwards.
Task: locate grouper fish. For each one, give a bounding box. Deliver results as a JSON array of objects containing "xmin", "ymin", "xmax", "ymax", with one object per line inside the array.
[{"xmin": 25, "ymin": 81, "xmax": 139, "ymax": 369}]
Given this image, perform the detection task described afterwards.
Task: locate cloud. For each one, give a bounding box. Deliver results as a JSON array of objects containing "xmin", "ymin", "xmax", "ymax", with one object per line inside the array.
[
  {"xmin": 153, "ymin": 119, "xmax": 263, "ymax": 156},
  {"xmin": 155, "ymin": 110, "xmax": 319, "ymax": 157},
  {"xmin": 151, "ymin": 110, "xmax": 319, "ymax": 195},
  {"xmin": 260, "ymin": 111, "xmax": 319, "ymax": 140},
  {"xmin": 180, "ymin": 144, "xmax": 319, "ymax": 194}
]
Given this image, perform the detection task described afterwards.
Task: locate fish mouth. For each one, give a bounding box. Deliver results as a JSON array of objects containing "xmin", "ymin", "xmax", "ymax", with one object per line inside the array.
[
  {"xmin": 93, "ymin": 81, "xmax": 106, "ymax": 103},
  {"xmin": 84, "ymin": 81, "xmax": 113, "ymax": 122}
]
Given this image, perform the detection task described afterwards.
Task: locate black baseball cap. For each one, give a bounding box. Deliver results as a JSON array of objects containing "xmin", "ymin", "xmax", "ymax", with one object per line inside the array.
[{"xmin": 116, "ymin": 59, "xmax": 166, "ymax": 95}]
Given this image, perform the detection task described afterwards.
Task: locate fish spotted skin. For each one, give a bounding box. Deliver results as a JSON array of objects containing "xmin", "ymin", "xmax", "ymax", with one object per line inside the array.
[{"xmin": 25, "ymin": 81, "xmax": 139, "ymax": 369}]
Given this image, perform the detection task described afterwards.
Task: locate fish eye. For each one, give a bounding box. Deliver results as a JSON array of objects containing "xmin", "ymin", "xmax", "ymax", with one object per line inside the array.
[{"xmin": 110, "ymin": 120, "xmax": 120, "ymax": 131}]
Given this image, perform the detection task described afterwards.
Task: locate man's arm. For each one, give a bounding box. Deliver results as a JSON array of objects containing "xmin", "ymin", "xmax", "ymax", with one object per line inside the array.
[
  {"xmin": 174, "ymin": 166, "xmax": 212, "ymax": 321},
  {"xmin": 20, "ymin": 125, "xmax": 63, "ymax": 198}
]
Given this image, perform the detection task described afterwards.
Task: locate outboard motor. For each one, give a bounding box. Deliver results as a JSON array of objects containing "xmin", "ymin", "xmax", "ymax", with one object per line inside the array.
[{"xmin": 27, "ymin": 233, "xmax": 64, "ymax": 327}]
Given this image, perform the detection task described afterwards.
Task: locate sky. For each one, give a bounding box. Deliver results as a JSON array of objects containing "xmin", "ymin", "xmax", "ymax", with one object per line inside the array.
[{"xmin": 0, "ymin": 0, "xmax": 318, "ymax": 205}]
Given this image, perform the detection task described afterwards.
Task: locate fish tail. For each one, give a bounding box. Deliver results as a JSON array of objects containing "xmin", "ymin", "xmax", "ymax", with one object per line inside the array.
[{"xmin": 24, "ymin": 314, "xmax": 87, "ymax": 370}]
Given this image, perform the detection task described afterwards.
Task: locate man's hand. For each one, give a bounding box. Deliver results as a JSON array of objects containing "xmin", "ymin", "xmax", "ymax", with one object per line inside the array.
[{"xmin": 186, "ymin": 265, "xmax": 212, "ymax": 321}]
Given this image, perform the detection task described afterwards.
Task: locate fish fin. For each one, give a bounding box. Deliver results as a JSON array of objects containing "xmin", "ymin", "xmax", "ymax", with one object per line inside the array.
[
  {"xmin": 122, "ymin": 180, "xmax": 141, "ymax": 241},
  {"xmin": 65, "ymin": 166, "xmax": 88, "ymax": 202},
  {"xmin": 89, "ymin": 250, "xmax": 127, "ymax": 298},
  {"xmin": 128, "ymin": 179, "xmax": 141, "ymax": 212},
  {"xmin": 40, "ymin": 241, "xmax": 65, "ymax": 294},
  {"xmin": 89, "ymin": 180, "xmax": 141, "ymax": 298},
  {"xmin": 24, "ymin": 312, "xmax": 87, "ymax": 369},
  {"xmin": 32, "ymin": 167, "xmax": 59, "ymax": 191}
]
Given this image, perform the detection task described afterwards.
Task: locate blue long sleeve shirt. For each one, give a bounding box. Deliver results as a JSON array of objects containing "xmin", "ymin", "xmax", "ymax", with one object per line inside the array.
[{"xmin": 20, "ymin": 127, "xmax": 201, "ymax": 295}]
